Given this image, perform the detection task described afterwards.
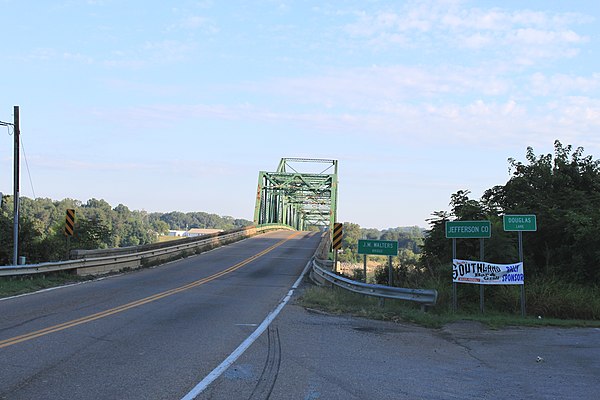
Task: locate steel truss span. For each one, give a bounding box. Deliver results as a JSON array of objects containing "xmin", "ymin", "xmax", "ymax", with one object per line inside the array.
[{"xmin": 253, "ymin": 158, "xmax": 338, "ymax": 230}]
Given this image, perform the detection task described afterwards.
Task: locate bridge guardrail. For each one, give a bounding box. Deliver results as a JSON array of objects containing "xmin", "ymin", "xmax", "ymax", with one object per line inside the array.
[
  {"xmin": 0, "ymin": 224, "xmax": 293, "ymax": 277},
  {"xmin": 310, "ymin": 236, "xmax": 438, "ymax": 307},
  {"xmin": 310, "ymin": 259, "xmax": 438, "ymax": 306}
]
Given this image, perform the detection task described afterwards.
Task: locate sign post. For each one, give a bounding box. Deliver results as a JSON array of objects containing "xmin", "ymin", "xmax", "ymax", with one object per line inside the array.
[
  {"xmin": 358, "ymin": 239, "xmax": 399, "ymax": 286},
  {"xmin": 503, "ymin": 214, "xmax": 537, "ymax": 317},
  {"xmin": 65, "ymin": 209, "xmax": 75, "ymax": 260},
  {"xmin": 332, "ymin": 223, "xmax": 343, "ymax": 273},
  {"xmin": 446, "ymin": 220, "xmax": 491, "ymax": 313},
  {"xmin": 363, "ymin": 254, "xmax": 367, "ymax": 283}
]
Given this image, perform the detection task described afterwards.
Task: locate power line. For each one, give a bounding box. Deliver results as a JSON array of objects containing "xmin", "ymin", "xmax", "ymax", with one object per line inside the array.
[
  {"xmin": 20, "ymin": 137, "xmax": 37, "ymax": 199},
  {"xmin": 1, "ymin": 120, "xmax": 14, "ymax": 139}
]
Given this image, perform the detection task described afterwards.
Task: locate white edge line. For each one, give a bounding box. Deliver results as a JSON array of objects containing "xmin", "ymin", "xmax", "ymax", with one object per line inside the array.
[
  {"xmin": 1, "ymin": 234, "xmax": 250, "ymax": 300},
  {"xmin": 0, "ymin": 274, "xmax": 122, "ymax": 302},
  {"xmin": 180, "ymin": 257, "xmax": 313, "ymax": 400}
]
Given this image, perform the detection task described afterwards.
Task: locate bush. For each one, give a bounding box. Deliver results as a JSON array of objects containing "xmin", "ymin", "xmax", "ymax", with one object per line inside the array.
[
  {"xmin": 419, "ymin": 274, "xmax": 600, "ymax": 320},
  {"xmin": 351, "ymin": 268, "xmax": 365, "ymax": 282}
]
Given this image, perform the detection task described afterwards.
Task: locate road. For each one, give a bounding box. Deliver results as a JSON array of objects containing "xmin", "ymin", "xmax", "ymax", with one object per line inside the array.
[
  {"xmin": 2, "ymin": 229, "xmax": 599, "ymax": 400},
  {"xmin": 0, "ymin": 230, "xmax": 321, "ymax": 399},
  {"xmin": 199, "ymin": 305, "xmax": 600, "ymax": 400}
]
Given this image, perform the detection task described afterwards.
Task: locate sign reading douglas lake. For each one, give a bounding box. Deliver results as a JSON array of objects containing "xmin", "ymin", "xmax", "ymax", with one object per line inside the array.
[{"xmin": 503, "ymin": 214, "xmax": 537, "ymax": 231}]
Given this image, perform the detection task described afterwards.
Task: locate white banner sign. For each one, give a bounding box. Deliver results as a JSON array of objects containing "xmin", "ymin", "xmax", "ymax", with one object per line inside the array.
[{"xmin": 453, "ymin": 259, "xmax": 524, "ymax": 285}]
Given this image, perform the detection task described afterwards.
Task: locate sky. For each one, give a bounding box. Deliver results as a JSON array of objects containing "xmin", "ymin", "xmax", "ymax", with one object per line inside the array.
[{"xmin": 1, "ymin": 0, "xmax": 599, "ymax": 229}]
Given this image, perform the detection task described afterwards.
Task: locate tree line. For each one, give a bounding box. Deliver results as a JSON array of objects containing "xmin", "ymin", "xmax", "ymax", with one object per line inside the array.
[
  {"xmin": 421, "ymin": 140, "xmax": 600, "ymax": 286},
  {"xmin": 338, "ymin": 224, "xmax": 424, "ymax": 263},
  {"xmin": 331, "ymin": 141, "xmax": 600, "ymax": 291},
  {"xmin": 3, "ymin": 140, "xmax": 598, "ymax": 290},
  {"xmin": 0, "ymin": 197, "xmax": 252, "ymax": 265}
]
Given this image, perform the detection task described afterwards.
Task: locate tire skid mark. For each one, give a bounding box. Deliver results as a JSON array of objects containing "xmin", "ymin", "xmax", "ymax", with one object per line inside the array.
[{"xmin": 249, "ymin": 326, "xmax": 282, "ymax": 400}]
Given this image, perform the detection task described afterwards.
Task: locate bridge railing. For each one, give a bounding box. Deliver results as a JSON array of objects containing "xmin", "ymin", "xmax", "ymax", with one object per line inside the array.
[
  {"xmin": 0, "ymin": 224, "xmax": 293, "ymax": 277},
  {"xmin": 310, "ymin": 235, "xmax": 438, "ymax": 307}
]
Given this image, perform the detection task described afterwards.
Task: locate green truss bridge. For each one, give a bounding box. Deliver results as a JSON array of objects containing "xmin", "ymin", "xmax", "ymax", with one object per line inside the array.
[{"xmin": 253, "ymin": 158, "xmax": 338, "ymax": 230}]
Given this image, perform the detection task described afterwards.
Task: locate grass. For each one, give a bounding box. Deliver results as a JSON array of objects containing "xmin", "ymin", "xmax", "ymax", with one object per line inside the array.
[
  {"xmin": 296, "ymin": 285, "xmax": 600, "ymax": 329},
  {"xmin": 0, "ymin": 272, "xmax": 94, "ymax": 298},
  {"xmin": 4, "ymin": 264, "xmax": 599, "ymax": 331}
]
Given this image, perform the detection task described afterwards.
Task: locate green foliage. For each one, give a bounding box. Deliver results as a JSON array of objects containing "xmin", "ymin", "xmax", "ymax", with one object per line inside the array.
[
  {"xmin": 297, "ymin": 286, "xmax": 600, "ymax": 327},
  {"xmin": 155, "ymin": 211, "xmax": 250, "ymax": 231},
  {"xmin": 337, "ymin": 222, "xmax": 425, "ymax": 264},
  {"xmin": 351, "ymin": 268, "xmax": 365, "ymax": 282},
  {"xmin": 0, "ymin": 195, "xmax": 253, "ymax": 265},
  {"xmin": 0, "ymin": 272, "xmax": 93, "ymax": 298},
  {"xmin": 422, "ymin": 141, "xmax": 600, "ymax": 286}
]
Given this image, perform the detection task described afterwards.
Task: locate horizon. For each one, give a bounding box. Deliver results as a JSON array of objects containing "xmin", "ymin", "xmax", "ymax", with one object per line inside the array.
[{"xmin": 2, "ymin": 1, "xmax": 599, "ymax": 229}]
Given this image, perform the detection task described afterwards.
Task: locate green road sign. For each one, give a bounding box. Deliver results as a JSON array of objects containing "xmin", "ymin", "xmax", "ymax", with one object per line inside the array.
[
  {"xmin": 503, "ymin": 214, "xmax": 537, "ymax": 231},
  {"xmin": 358, "ymin": 239, "xmax": 398, "ymax": 256},
  {"xmin": 445, "ymin": 220, "xmax": 491, "ymax": 239}
]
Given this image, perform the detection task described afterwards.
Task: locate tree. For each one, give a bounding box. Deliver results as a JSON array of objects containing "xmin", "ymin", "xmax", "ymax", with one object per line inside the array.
[
  {"xmin": 482, "ymin": 140, "xmax": 600, "ymax": 282},
  {"xmin": 338, "ymin": 222, "xmax": 361, "ymax": 262},
  {"xmin": 422, "ymin": 141, "xmax": 600, "ymax": 285}
]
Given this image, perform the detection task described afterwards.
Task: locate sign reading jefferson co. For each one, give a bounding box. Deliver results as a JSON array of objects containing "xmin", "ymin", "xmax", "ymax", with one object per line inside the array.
[
  {"xmin": 358, "ymin": 239, "xmax": 398, "ymax": 256},
  {"xmin": 503, "ymin": 214, "xmax": 537, "ymax": 231},
  {"xmin": 445, "ymin": 220, "xmax": 491, "ymax": 239}
]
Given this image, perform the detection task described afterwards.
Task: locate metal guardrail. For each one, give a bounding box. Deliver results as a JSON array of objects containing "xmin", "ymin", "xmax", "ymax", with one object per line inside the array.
[
  {"xmin": 310, "ymin": 258, "xmax": 438, "ymax": 306},
  {"xmin": 0, "ymin": 224, "xmax": 293, "ymax": 277}
]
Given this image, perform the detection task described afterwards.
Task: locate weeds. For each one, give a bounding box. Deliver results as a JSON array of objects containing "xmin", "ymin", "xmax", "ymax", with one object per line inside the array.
[
  {"xmin": 297, "ymin": 282, "xmax": 600, "ymax": 329},
  {"xmin": 0, "ymin": 272, "xmax": 93, "ymax": 298}
]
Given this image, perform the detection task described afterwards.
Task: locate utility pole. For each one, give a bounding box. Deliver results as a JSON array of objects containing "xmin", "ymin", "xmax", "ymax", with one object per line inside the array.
[
  {"xmin": 0, "ymin": 107, "xmax": 19, "ymax": 265},
  {"xmin": 13, "ymin": 106, "xmax": 20, "ymax": 265}
]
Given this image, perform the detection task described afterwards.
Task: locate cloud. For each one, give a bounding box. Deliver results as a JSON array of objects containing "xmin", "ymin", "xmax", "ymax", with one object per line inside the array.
[
  {"xmin": 32, "ymin": 156, "xmax": 159, "ymax": 172},
  {"xmin": 86, "ymin": 57, "xmax": 599, "ymax": 149},
  {"xmin": 343, "ymin": 1, "xmax": 592, "ymax": 64},
  {"xmin": 102, "ymin": 39, "xmax": 197, "ymax": 68},
  {"xmin": 103, "ymin": 79, "xmax": 183, "ymax": 97},
  {"xmin": 143, "ymin": 40, "xmax": 196, "ymax": 62},
  {"xmin": 530, "ymin": 73, "xmax": 600, "ymax": 96},
  {"xmin": 261, "ymin": 65, "xmax": 512, "ymax": 109},
  {"xmin": 12, "ymin": 48, "xmax": 95, "ymax": 65},
  {"xmin": 173, "ymin": 15, "xmax": 219, "ymax": 33},
  {"xmin": 550, "ymin": 96, "xmax": 600, "ymax": 128}
]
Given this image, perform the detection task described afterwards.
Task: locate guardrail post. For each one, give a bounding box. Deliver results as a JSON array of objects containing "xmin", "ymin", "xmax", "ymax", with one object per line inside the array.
[{"xmin": 388, "ymin": 255, "xmax": 393, "ymax": 286}]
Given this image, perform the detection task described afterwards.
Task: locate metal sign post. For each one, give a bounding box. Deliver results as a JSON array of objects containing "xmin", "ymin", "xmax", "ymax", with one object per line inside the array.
[
  {"xmin": 357, "ymin": 239, "xmax": 399, "ymax": 286},
  {"xmin": 452, "ymin": 238, "xmax": 457, "ymax": 312},
  {"xmin": 446, "ymin": 220, "xmax": 491, "ymax": 313},
  {"xmin": 388, "ymin": 256, "xmax": 393, "ymax": 286},
  {"xmin": 503, "ymin": 214, "xmax": 536, "ymax": 317},
  {"xmin": 479, "ymin": 238, "xmax": 485, "ymax": 313},
  {"xmin": 518, "ymin": 231, "xmax": 526, "ymax": 317}
]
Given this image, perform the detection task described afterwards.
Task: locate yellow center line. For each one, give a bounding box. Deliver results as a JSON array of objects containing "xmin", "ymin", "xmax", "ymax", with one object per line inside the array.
[{"xmin": 0, "ymin": 232, "xmax": 301, "ymax": 349}]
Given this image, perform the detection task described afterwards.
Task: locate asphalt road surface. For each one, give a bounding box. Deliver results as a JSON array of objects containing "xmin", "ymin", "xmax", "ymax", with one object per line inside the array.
[
  {"xmin": 2, "ymin": 229, "xmax": 599, "ymax": 399},
  {"xmin": 200, "ymin": 304, "xmax": 600, "ymax": 400},
  {"xmin": 0, "ymin": 230, "xmax": 320, "ymax": 399}
]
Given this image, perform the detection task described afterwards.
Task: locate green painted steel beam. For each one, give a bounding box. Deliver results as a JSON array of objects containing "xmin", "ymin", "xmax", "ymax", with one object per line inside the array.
[{"xmin": 254, "ymin": 158, "xmax": 338, "ymax": 230}]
